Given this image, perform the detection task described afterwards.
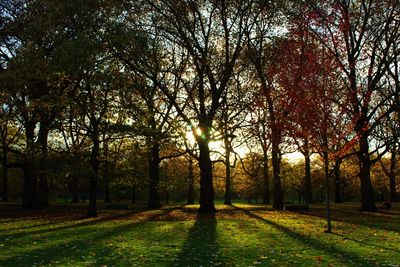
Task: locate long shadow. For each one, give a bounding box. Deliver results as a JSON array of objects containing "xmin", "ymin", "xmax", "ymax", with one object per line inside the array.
[
  {"xmin": 0, "ymin": 221, "xmax": 62, "ymax": 232},
  {"xmin": 332, "ymin": 233, "xmax": 400, "ymax": 253},
  {"xmin": 231, "ymin": 205, "xmax": 377, "ymax": 266},
  {"xmin": 0, "ymin": 206, "xmax": 180, "ymax": 266},
  {"xmin": 0, "ymin": 218, "xmax": 43, "ymax": 223},
  {"xmin": 169, "ymin": 213, "xmax": 225, "ymax": 267},
  {"xmin": 295, "ymin": 209, "xmax": 400, "ymax": 234},
  {"xmin": 0, "ymin": 206, "xmax": 179, "ymax": 241}
]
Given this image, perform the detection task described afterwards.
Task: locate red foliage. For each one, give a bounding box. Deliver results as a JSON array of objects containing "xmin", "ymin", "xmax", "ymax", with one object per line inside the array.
[{"xmin": 266, "ymin": 23, "xmax": 348, "ymax": 155}]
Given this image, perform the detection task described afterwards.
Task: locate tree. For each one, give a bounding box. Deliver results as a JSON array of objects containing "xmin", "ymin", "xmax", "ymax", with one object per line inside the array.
[
  {"xmin": 244, "ymin": 3, "xmax": 286, "ymax": 209},
  {"xmin": 110, "ymin": 27, "xmax": 186, "ymax": 208},
  {"xmin": 214, "ymin": 71, "xmax": 252, "ymax": 205},
  {"xmin": 0, "ymin": 0, "xmax": 115, "ymax": 209},
  {"xmin": 72, "ymin": 59, "xmax": 125, "ymax": 217},
  {"xmin": 147, "ymin": 0, "xmax": 261, "ymax": 212},
  {"xmin": 299, "ymin": 0, "xmax": 400, "ymax": 211}
]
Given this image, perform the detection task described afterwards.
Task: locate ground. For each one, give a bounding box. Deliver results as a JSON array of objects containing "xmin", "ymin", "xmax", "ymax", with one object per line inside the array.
[{"xmin": 0, "ymin": 202, "xmax": 399, "ymax": 267}]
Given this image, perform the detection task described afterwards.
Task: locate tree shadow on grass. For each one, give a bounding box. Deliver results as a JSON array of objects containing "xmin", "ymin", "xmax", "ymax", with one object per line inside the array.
[
  {"xmin": 295, "ymin": 209, "xmax": 400, "ymax": 234},
  {"xmin": 0, "ymin": 221, "xmax": 61, "ymax": 232},
  {"xmin": 0, "ymin": 206, "xmax": 180, "ymax": 240},
  {"xmin": 169, "ymin": 213, "xmax": 225, "ymax": 267},
  {"xmin": 0, "ymin": 207, "xmax": 181, "ymax": 266},
  {"xmin": 331, "ymin": 233, "xmax": 400, "ymax": 253},
  {"xmin": 231, "ymin": 205, "xmax": 378, "ymax": 266}
]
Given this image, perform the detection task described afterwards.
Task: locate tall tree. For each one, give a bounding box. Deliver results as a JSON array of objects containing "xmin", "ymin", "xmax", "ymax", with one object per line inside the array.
[
  {"xmin": 244, "ymin": 3, "xmax": 286, "ymax": 209},
  {"xmin": 147, "ymin": 0, "xmax": 264, "ymax": 212},
  {"xmin": 109, "ymin": 24, "xmax": 185, "ymax": 208},
  {"xmin": 0, "ymin": 0, "xmax": 115, "ymax": 209},
  {"xmin": 299, "ymin": 0, "xmax": 400, "ymax": 211},
  {"xmin": 215, "ymin": 70, "xmax": 252, "ymax": 205}
]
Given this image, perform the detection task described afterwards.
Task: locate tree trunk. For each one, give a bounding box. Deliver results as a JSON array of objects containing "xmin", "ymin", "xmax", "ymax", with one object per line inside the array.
[
  {"xmin": 2, "ymin": 149, "xmax": 8, "ymax": 202},
  {"xmin": 389, "ymin": 148, "xmax": 397, "ymax": 202},
  {"xmin": 198, "ymin": 131, "xmax": 216, "ymax": 213},
  {"xmin": 38, "ymin": 122, "xmax": 49, "ymax": 207},
  {"xmin": 224, "ymin": 136, "xmax": 232, "ymax": 205},
  {"xmin": 22, "ymin": 165, "xmax": 38, "ymax": 209},
  {"xmin": 187, "ymin": 158, "xmax": 195, "ymax": 205},
  {"xmin": 358, "ymin": 133, "xmax": 377, "ymax": 211},
  {"xmin": 303, "ymin": 143, "xmax": 313, "ymax": 203},
  {"xmin": 147, "ymin": 141, "xmax": 161, "ymax": 209},
  {"xmin": 268, "ymin": 98, "xmax": 284, "ymax": 210},
  {"xmin": 22, "ymin": 122, "xmax": 38, "ymax": 209},
  {"xmin": 271, "ymin": 140, "xmax": 283, "ymax": 209},
  {"xmin": 262, "ymin": 149, "xmax": 270, "ymax": 204},
  {"xmin": 103, "ymin": 141, "xmax": 111, "ymax": 203},
  {"xmin": 87, "ymin": 132, "xmax": 99, "ymax": 218},
  {"xmin": 323, "ymin": 150, "xmax": 332, "ymax": 233},
  {"xmin": 271, "ymin": 127, "xmax": 283, "ymax": 210},
  {"xmin": 334, "ymin": 158, "xmax": 343, "ymax": 203}
]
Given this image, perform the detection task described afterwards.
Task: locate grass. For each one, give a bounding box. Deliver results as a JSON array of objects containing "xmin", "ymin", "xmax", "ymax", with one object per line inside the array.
[{"xmin": 0, "ymin": 202, "xmax": 399, "ymax": 267}]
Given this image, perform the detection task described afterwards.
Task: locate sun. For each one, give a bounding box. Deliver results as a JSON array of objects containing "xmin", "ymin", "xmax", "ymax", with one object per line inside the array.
[{"xmin": 185, "ymin": 127, "xmax": 249, "ymax": 158}]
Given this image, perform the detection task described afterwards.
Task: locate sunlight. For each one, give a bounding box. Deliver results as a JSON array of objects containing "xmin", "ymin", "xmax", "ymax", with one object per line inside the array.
[
  {"xmin": 195, "ymin": 128, "xmax": 202, "ymax": 137},
  {"xmin": 185, "ymin": 128, "xmax": 304, "ymax": 161},
  {"xmin": 185, "ymin": 127, "xmax": 248, "ymax": 158}
]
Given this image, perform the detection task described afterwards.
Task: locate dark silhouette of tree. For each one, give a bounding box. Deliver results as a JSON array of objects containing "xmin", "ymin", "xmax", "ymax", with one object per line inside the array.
[{"xmin": 146, "ymin": 0, "xmax": 261, "ymax": 212}]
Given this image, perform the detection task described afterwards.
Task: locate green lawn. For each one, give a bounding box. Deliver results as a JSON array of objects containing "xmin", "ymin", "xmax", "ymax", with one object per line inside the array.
[{"xmin": 0, "ymin": 202, "xmax": 399, "ymax": 266}]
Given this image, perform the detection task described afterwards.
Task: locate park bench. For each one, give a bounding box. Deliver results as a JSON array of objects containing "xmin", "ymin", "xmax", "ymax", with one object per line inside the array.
[
  {"xmin": 283, "ymin": 204, "xmax": 309, "ymax": 211},
  {"xmin": 106, "ymin": 204, "xmax": 129, "ymax": 210}
]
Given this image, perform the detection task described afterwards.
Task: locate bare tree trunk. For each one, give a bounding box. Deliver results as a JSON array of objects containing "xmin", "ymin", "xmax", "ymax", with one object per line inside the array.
[
  {"xmin": 198, "ymin": 124, "xmax": 216, "ymax": 212},
  {"xmin": 303, "ymin": 141, "xmax": 313, "ymax": 203},
  {"xmin": 22, "ymin": 165, "xmax": 38, "ymax": 209},
  {"xmin": 38, "ymin": 122, "xmax": 49, "ymax": 207},
  {"xmin": 389, "ymin": 147, "xmax": 397, "ymax": 202},
  {"xmin": 358, "ymin": 133, "xmax": 377, "ymax": 211},
  {"xmin": 267, "ymin": 98, "xmax": 284, "ymax": 210},
  {"xmin": 147, "ymin": 141, "xmax": 161, "ymax": 209},
  {"xmin": 224, "ymin": 135, "xmax": 232, "ymax": 205},
  {"xmin": 323, "ymin": 150, "xmax": 332, "ymax": 233},
  {"xmin": 87, "ymin": 130, "xmax": 99, "ymax": 218},
  {"xmin": 334, "ymin": 158, "xmax": 343, "ymax": 203},
  {"xmin": 271, "ymin": 127, "xmax": 283, "ymax": 209},
  {"xmin": 187, "ymin": 158, "xmax": 195, "ymax": 205},
  {"xmin": 262, "ymin": 149, "xmax": 270, "ymax": 204},
  {"xmin": 103, "ymin": 142, "xmax": 111, "ymax": 203},
  {"xmin": 271, "ymin": 141, "xmax": 283, "ymax": 209},
  {"xmin": 22, "ymin": 122, "xmax": 38, "ymax": 209}
]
